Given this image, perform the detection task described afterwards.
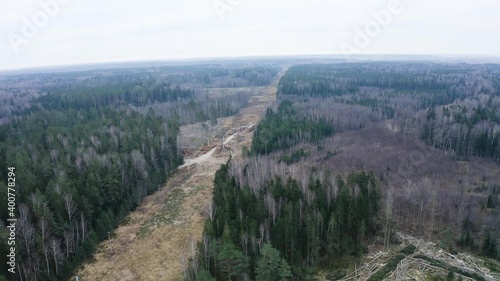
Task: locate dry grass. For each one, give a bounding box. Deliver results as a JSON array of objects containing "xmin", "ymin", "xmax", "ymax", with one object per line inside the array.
[{"xmin": 74, "ymin": 66, "xmax": 288, "ymax": 281}]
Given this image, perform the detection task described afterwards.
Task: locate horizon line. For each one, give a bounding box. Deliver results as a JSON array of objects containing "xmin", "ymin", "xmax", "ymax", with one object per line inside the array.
[{"xmin": 2, "ymin": 53, "xmax": 500, "ymax": 74}]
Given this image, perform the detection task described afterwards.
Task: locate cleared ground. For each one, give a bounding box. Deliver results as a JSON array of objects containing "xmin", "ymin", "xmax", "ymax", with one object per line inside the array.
[{"xmin": 74, "ymin": 66, "xmax": 288, "ymax": 281}]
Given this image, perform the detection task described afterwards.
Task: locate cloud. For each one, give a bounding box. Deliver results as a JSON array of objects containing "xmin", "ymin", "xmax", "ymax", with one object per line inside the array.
[{"xmin": 0, "ymin": 0, "xmax": 499, "ymax": 70}]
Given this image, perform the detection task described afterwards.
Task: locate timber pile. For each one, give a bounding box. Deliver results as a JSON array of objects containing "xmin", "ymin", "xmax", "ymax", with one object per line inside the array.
[
  {"xmin": 374, "ymin": 232, "xmax": 500, "ymax": 281},
  {"xmin": 340, "ymin": 252, "xmax": 385, "ymax": 281}
]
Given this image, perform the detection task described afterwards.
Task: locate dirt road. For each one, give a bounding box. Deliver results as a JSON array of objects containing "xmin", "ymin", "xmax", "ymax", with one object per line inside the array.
[
  {"xmin": 75, "ymin": 66, "xmax": 288, "ymax": 281},
  {"xmin": 178, "ymin": 134, "xmax": 235, "ymax": 168}
]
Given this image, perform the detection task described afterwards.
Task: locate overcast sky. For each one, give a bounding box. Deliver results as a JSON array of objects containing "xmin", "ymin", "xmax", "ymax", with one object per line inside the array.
[{"xmin": 0, "ymin": 0, "xmax": 499, "ymax": 70}]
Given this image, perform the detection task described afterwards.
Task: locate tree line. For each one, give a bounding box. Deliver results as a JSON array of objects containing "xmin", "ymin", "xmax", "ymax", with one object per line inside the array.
[
  {"xmin": 251, "ymin": 100, "xmax": 334, "ymax": 155},
  {"xmin": 278, "ymin": 63, "xmax": 499, "ymax": 110},
  {"xmin": 422, "ymin": 103, "xmax": 500, "ymax": 163}
]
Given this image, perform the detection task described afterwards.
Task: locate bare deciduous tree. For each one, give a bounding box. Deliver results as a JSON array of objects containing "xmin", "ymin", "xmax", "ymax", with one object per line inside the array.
[
  {"xmin": 50, "ymin": 239, "xmax": 63, "ymax": 276},
  {"xmin": 63, "ymin": 193, "xmax": 77, "ymax": 224}
]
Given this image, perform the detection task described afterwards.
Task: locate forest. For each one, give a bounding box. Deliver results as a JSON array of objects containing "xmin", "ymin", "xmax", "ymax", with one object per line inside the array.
[
  {"xmin": 278, "ymin": 63, "xmax": 500, "ymax": 163},
  {"xmin": 1, "ymin": 60, "xmax": 499, "ymax": 281},
  {"xmin": 0, "ymin": 63, "xmax": 280, "ymax": 280},
  {"xmin": 251, "ymin": 100, "xmax": 334, "ymax": 155},
  {"xmin": 187, "ymin": 62, "xmax": 500, "ymax": 281},
  {"xmin": 0, "ymin": 63, "xmax": 280, "ymax": 123},
  {"xmin": 0, "ymin": 108, "xmax": 182, "ymax": 280},
  {"xmin": 185, "ymin": 163, "xmax": 380, "ymax": 280},
  {"xmin": 422, "ymin": 103, "xmax": 500, "ymax": 162},
  {"xmin": 278, "ymin": 63, "xmax": 499, "ymax": 108}
]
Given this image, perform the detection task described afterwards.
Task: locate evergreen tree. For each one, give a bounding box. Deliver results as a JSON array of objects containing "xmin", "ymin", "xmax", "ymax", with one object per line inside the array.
[
  {"xmin": 216, "ymin": 242, "xmax": 249, "ymax": 280},
  {"xmin": 195, "ymin": 270, "xmax": 216, "ymax": 281},
  {"xmin": 256, "ymin": 243, "xmax": 292, "ymax": 281},
  {"xmin": 481, "ymin": 231, "xmax": 498, "ymax": 258}
]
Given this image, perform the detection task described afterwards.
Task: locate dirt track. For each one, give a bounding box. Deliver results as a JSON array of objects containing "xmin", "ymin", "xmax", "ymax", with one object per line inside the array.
[
  {"xmin": 75, "ymin": 66, "xmax": 288, "ymax": 281},
  {"xmin": 179, "ymin": 134, "xmax": 235, "ymax": 168}
]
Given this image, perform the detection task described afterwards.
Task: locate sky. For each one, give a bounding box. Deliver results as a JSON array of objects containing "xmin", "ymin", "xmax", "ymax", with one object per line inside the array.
[{"xmin": 0, "ymin": 0, "xmax": 499, "ymax": 70}]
